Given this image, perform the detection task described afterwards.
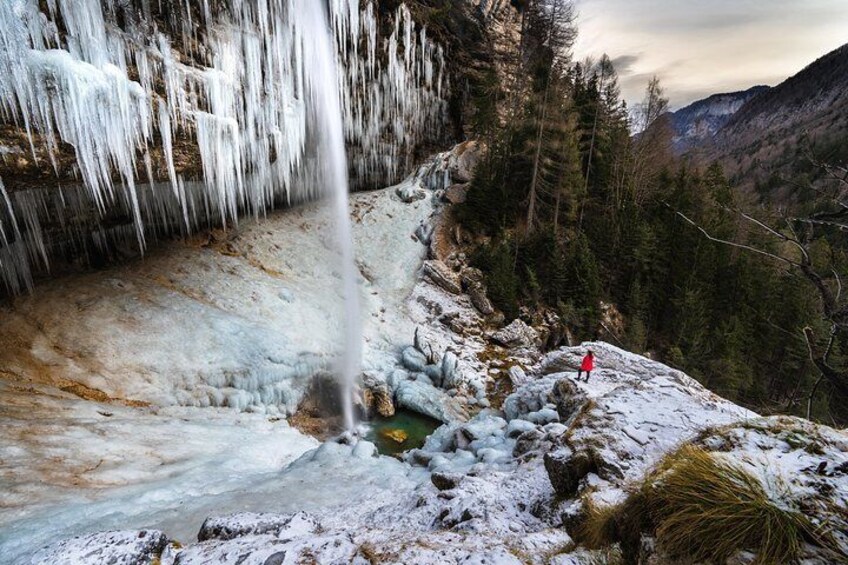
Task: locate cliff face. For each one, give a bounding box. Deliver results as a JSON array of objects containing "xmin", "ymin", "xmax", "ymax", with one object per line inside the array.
[{"xmin": 0, "ymin": 0, "xmax": 479, "ymax": 295}]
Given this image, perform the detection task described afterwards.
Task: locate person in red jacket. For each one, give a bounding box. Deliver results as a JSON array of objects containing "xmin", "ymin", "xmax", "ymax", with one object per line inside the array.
[{"xmin": 577, "ymin": 350, "xmax": 594, "ymax": 382}]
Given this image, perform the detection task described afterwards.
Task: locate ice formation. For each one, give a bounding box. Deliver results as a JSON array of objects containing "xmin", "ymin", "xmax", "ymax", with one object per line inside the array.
[{"xmin": 0, "ymin": 0, "xmax": 449, "ymax": 293}]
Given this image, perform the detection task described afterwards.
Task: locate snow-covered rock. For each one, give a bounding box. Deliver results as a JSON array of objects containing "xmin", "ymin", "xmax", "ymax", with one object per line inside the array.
[
  {"xmin": 395, "ymin": 379, "xmax": 469, "ymax": 423},
  {"xmin": 491, "ymin": 319, "xmax": 540, "ymax": 349},
  {"xmin": 32, "ymin": 530, "xmax": 169, "ymax": 565}
]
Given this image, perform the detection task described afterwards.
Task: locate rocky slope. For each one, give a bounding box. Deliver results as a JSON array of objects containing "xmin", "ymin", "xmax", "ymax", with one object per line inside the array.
[
  {"xmin": 669, "ymin": 86, "xmax": 769, "ymax": 153},
  {"xmin": 4, "ymin": 143, "xmax": 846, "ymax": 563},
  {"xmin": 690, "ymin": 42, "xmax": 848, "ymax": 193}
]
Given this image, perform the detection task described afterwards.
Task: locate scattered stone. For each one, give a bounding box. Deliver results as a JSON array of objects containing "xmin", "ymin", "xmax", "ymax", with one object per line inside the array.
[{"xmin": 507, "ymin": 366, "xmax": 529, "ymax": 387}]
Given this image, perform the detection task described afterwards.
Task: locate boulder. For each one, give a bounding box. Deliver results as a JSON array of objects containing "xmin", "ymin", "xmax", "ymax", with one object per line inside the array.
[
  {"xmin": 422, "ymin": 260, "xmax": 462, "ymax": 295},
  {"xmin": 507, "ymin": 365, "xmax": 529, "ymax": 387},
  {"xmin": 424, "ymin": 364, "xmax": 445, "ymax": 387},
  {"xmin": 447, "ymin": 140, "xmax": 483, "ymax": 183},
  {"xmin": 551, "ymin": 378, "xmax": 589, "ymax": 422},
  {"xmin": 431, "ymin": 471, "xmax": 463, "ymax": 491},
  {"xmin": 544, "ymin": 448, "xmax": 596, "ymax": 497},
  {"xmin": 441, "ymin": 351, "xmax": 460, "ymax": 389},
  {"xmin": 395, "ymin": 379, "xmax": 468, "ymax": 423},
  {"xmin": 396, "ymin": 180, "xmax": 427, "ymax": 202},
  {"xmin": 443, "ymin": 183, "xmax": 468, "ymax": 204},
  {"xmin": 32, "ymin": 530, "xmax": 169, "ymax": 565},
  {"xmin": 198, "ymin": 511, "xmax": 319, "ymax": 542},
  {"xmin": 402, "ymin": 346, "xmax": 428, "ymax": 372},
  {"xmin": 490, "ymin": 319, "xmax": 540, "ymax": 349}
]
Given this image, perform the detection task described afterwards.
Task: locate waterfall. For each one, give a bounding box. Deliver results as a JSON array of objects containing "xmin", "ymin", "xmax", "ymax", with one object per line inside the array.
[
  {"xmin": 301, "ymin": 0, "xmax": 361, "ymax": 431},
  {"xmin": 0, "ymin": 0, "xmax": 449, "ymax": 294}
]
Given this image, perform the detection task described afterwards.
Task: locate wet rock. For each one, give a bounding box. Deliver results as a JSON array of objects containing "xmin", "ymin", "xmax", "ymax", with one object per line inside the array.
[
  {"xmin": 490, "ymin": 319, "xmax": 540, "ymax": 349},
  {"xmin": 431, "ymin": 471, "xmax": 463, "ymax": 491},
  {"xmin": 361, "ymin": 372, "xmax": 395, "ymax": 418},
  {"xmin": 422, "ymin": 260, "xmax": 462, "ymax": 294},
  {"xmin": 32, "ymin": 530, "xmax": 169, "ymax": 565},
  {"xmin": 544, "ymin": 448, "xmax": 596, "ymax": 497},
  {"xmin": 381, "ymin": 429, "xmax": 409, "ymax": 444},
  {"xmin": 198, "ymin": 511, "xmax": 319, "ymax": 542}
]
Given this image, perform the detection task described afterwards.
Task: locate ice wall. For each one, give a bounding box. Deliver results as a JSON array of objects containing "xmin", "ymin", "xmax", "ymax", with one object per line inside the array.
[{"xmin": 0, "ymin": 0, "xmax": 449, "ymax": 293}]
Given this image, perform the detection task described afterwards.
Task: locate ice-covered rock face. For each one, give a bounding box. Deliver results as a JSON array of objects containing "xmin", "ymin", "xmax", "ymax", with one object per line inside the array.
[{"xmin": 0, "ymin": 0, "xmax": 449, "ymax": 293}]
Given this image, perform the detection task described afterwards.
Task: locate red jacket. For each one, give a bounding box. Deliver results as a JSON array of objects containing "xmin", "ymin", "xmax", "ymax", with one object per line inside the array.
[{"xmin": 580, "ymin": 354, "xmax": 594, "ymax": 371}]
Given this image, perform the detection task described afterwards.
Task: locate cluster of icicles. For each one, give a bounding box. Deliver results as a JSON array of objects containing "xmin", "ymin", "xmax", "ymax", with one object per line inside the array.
[{"xmin": 0, "ymin": 0, "xmax": 448, "ymax": 294}]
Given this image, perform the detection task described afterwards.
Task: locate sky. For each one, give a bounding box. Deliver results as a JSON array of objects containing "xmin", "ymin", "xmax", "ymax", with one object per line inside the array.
[{"xmin": 571, "ymin": 0, "xmax": 848, "ymax": 110}]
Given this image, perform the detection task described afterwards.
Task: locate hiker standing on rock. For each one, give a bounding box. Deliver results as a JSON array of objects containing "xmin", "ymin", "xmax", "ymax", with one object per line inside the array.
[{"xmin": 577, "ymin": 350, "xmax": 594, "ymax": 382}]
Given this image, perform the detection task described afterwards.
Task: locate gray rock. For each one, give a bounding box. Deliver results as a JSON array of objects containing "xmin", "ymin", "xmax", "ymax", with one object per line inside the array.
[
  {"xmin": 424, "ymin": 364, "xmax": 444, "ymax": 387},
  {"xmin": 505, "ymin": 419, "xmax": 537, "ymax": 439},
  {"xmin": 441, "ymin": 351, "xmax": 459, "ymax": 389},
  {"xmin": 32, "ymin": 530, "xmax": 169, "ymax": 565},
  {"xmin": 396, "ymin": 181, "xmax": 427, "ymax": 202},
  {"xmin": 402, "ymin": 346, "xmax": 428, "ymax": 372},
  {"xmin": 490, "ymin": 319, "xmax": 540, "ymax": 349},
  {"xmin": 523, "ymin": 408, "xmax": 560, "ymax": 425},
  {"xmin": 422, "ymin": 260, "xmax": 462, "ymax": 294},
  {"xmin": 447, "ymin": 140, "xmax": 483, "ymax": 183},
  {"xmin": 198, "ymin": 511, "xmax": 319, "ymax": 542},
  {"xmin": 544, "ymin": 448, "xmax": 596, "ymax": 497},
  {"xmin": 395, "ymin": 379, "xmax": 468, "ymax": 423},
  {"xmin": 431, "ymin": 471, "xmax": 463, "ymax": 491},
  {"xmin": 507, "ymin": 365, "xmax": 530, "ymax": 387},
  {"xmin": 415, "ymin": 223, "xmax": 434, "ymax": 245},
  {"xmin": 551, "ymin": 378, "xmax": 590, "ymax": 423},
  {"xmin": 386, "ymin": 369, "xmax": 410, "ymax": 391}
]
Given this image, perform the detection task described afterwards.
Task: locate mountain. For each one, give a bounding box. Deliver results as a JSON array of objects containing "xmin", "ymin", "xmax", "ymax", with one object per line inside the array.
[
  {"xmin": 669, "ymin": 85, "xmax": 769, "ymax": 152},
  {"xmin": 695, "ymin": 43, "xmax": 848, "ymax": 192}
]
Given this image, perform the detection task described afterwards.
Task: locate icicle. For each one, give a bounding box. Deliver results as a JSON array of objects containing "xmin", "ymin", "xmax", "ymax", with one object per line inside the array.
[{"xmin": 0, "ymin": 0, "xmax": 449, "ymax": 294}]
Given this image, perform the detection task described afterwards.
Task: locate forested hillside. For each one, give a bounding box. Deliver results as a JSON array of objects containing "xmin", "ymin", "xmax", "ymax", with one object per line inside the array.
[{"xmin": 452, "ymin": 1, "xmax": 848, "ymax": 424}]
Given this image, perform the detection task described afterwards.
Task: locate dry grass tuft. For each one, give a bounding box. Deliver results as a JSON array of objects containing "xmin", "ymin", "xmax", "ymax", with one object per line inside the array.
[{"xmin": 576, "ymin": 445, "xmax": 841, "ymax": 564}]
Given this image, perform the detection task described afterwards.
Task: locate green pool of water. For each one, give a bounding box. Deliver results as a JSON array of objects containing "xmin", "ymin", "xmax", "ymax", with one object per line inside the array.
[{"xmin": 364, "ymin": 409, "xmax": 442, "ymax": 456}]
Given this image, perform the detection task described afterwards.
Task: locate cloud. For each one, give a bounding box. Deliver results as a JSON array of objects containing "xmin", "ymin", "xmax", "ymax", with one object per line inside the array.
[
  {"xmin": 572, "ymin": 0, "xmax": 848, "ymax": 108},
  {"xmin": 610, "ymin": 54, "xmax": 640, "ymax": 75}
]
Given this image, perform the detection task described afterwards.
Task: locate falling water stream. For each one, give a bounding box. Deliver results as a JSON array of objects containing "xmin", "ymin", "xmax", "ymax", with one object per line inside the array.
[{"xmin": 302, "ymin": 0, "xmax": 362, "ymax": 431}]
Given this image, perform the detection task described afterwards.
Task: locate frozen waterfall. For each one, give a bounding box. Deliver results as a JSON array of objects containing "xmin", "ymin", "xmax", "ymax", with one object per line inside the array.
[{"xmin": 0, "ymin": 0, "xmax": 449, "ymax": 294}]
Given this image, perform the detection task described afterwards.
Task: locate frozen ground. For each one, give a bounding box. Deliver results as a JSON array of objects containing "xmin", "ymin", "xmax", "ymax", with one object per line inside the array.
[{"xmin": 0, "ymin": 154, "xmax": 454, "ymax": 563}]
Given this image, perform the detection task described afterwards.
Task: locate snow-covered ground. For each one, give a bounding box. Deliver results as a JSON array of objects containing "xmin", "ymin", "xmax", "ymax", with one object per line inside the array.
[
  {"xmin": 2, "ymin": 146, "xmax": 846, "ymax": 564},
  {"xmin": 0, "ymin": 154, "xmax": 454, "ymax": 563}
]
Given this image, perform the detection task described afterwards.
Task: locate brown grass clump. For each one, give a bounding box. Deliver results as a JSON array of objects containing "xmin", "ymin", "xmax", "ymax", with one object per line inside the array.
[{"xmin": 577, "ymin": 445, "xmax": 840, "ymax": 564}]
